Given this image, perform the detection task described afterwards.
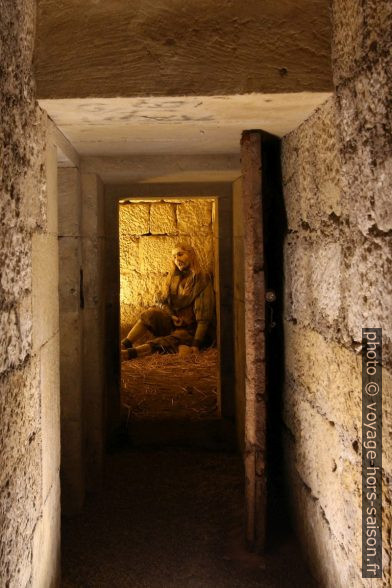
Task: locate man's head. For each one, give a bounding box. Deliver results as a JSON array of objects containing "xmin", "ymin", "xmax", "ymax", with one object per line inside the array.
[
  {"xmin": 171, "ymin": 243, "xmax": 200, "ymax": 275},
  {"xmin": 172, "ymin": 247, "xmax": 190, "ymax": 271}
]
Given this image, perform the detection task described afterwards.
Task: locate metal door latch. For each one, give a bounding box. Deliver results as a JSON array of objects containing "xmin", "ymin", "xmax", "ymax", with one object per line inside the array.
[{"xmin": 265, "ymin": 290, "xmax": 276, "ymax": 303}]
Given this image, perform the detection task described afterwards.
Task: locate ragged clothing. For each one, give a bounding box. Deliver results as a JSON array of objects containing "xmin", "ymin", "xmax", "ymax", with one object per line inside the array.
[{"xmin": 140, "ymin": 270, "xmax": 215, "ymax": 353}]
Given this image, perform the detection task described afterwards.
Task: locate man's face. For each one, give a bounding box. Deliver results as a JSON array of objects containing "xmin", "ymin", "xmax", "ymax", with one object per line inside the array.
[{"xmin": 172, "ymin": 248, "xmax": 190, "ymax": 271}]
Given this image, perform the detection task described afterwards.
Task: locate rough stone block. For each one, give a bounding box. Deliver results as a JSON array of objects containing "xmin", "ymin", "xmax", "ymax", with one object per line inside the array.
[
  {"xmin": 284, "ymin": 236, "xmax": 342, "ymax": 327},
  {"xmin": 7, "ymin": 108, "xmax": 47, "ymax": 235},
  {"xmin": 121, "ymin": 271, "xmax": 165, "ymax": 310},
  {"xmin": 81, "ymin": 173, "xmax": 105, "ymax": 238},
  {"xmin": 0, "ymin": 225, "xmax": 32, "ymax": 305},
  {"xmin": 82, "ymin": 307, "xmax": 104, "ymax": 487},
  {"xmin": 282, "ymin": 98, "xmax": 341, "ymax": 231},
  {"xmin": 284, "ymin": 322, "xmax": 392, "ymax": 586},
  {"xmin": 150, "ymin": 202, "xmax": 177, "ymax": 234},
  {"xmin": 18, "ymin": 294, "xmax": 33, "ymax": 363},
  {"xmin": 61, "ymin": 419, "xmax": 85, "ymax": 516},
  {"xmin": 284, "ymin": 396, "xmax": 363, "ymax": 568},
  {"xmin": 139, "ymin": 235, "xmax": 177, "ymax": 274},
  {"xmin": 309, "ymin": 242, "xmax": 341, "ymax": 323},
  {"xmin": 119, "ymin": 202, "xmax": 150, "ymax": 236},
  {"xmin": 343, "ymin": 235, "xmax": 392, "ymax": 348},
  {"xmin": 284, "ymin": 452, "xmax": 360, "ymax": 588},
  {"xmin": 332, "ymin": 0, "xmax": 392, "ymax": 85},
  {"xmin": 0, "ymin": 297, "xmax": 31, "ymax": 375},
  {"xmin": 58, "ymin": 167, "xmax": 81, "ymax": 236},
  {"xmin": 0, "ymin": 358, "xmax": 40, "ymax": 489},
  {"xmin": 40, "ymin": 333, "xmax": 61, "ymax": 501},
  {"xmin": 374, "ymin": 156, "xmax": 392, "ymax": 232},
  {"xmin": 337, "ymin": 53, "xmax": 392, "ymax": 234},
  {"xmin": 284, "ymin": 237, "xmax": 312, "ymax": 326},
  {"xmin": 82, "ymin": 236, "xmax": 105, "ymax": 309},
  {"xmin": 32, "ymin": 232, "xmax": 59, "ymax": 351},
  {"xmin": 191, "ymin": 233, "xmax": 214, "ymax": 273},
  {"xmin": 285, "ymin": 323, "xmax": 392, "ymax": 474},
  {"xmin": 0, "ymin": 437, "xmax": 42, "ymax": 588},
  {"xmin": 60, "ymin": 311, "xmax": 83, "ymax": 422},
  {"xmin": 31, "ymin": 476, "xmax": 61, "ymax": 588},
  {"xmin": 0, "ymin": 307, "xmax": 22, "ymax": 374},
  {"xmin": 119, "ymin": 235, "xmax": 140, "ymax": 273},
  {"xmin": 284, "ymin": 323, "xmax": 362, "ymax": 435},
  {"xmin": 59, "ymin": 236, "xmax": 82, "ymax": 313},
  {"xmin": 177, "ymin": 200, "xmax": 212, "ymax": 235},
  {"xmin": 331, "ymin": 0, "xmax": 364, "ymax": 84},
  {"xmin": 363, "ymin": 1, "xmax": 392, "ymax": 59}
]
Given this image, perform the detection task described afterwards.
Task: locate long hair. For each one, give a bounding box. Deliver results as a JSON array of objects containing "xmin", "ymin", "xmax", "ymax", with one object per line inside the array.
[
  {"xmin": 171, "ymin": 242, "xmax": 201, "ymax": 277},
  {"xmin": 162, "ymin": 242, "xmax": 201, "ymax": 299}
]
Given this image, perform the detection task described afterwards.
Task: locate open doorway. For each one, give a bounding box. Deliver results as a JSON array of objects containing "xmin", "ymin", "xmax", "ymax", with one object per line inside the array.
[{"xmin": 118, "ymin": 197, "xmax": 220, "ymax": 428}]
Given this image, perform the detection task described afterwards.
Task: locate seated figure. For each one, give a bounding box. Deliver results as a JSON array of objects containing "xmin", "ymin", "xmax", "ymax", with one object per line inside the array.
[{"xmin": 121, "ymin": 243, "xmax": 215, "ymax": 361}]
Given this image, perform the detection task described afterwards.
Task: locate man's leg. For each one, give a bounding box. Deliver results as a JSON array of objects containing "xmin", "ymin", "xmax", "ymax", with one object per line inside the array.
[
  {"xmin": 121, "ymin": 342, "xmax": 153, "ymax": 362},
  {"xmin": 121, "ymin": 308, "xmax": 173, "ymax": 349},
  {"xmin": 121, "ymin": 319, "xmax": 148, "ymax": 348},
  {"xmin": 121, "ymin": 333, "xmax": 182, "ymax": 362}
]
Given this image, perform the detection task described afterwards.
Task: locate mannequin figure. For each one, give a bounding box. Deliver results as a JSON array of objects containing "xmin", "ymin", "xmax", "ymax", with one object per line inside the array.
[{"xmin": 121, "ymin": 243, "xmax": 215, "ymax": 361}]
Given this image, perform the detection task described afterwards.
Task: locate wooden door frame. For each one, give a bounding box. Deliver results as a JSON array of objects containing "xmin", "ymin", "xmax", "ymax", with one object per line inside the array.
[{"xmin": 241, "ymin": 131, "xmax": 267, "ymax": 552}]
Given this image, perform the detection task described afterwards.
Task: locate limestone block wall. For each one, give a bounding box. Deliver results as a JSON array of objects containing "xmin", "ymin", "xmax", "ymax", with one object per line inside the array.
[
  {"xmin": 0, "ymin": 2, "xmax": 60, "ymax": 584},
  {"xmin": 281, "ymin": 2, "xmax": 392, "ymax": 580},
  {"xmin": 119, "ymin": 199, "xmax": 215, "ymax": 335},
  {"xmin": 81, "ymin": 173, "xmax": 106, "ymax": 490},
  {"xmin": 58, "ymin": 167, "xmax": 84, "ymax": 515},
  {"xmin": 58, "ymin": 168, "xmax": 106, "ymax": 503}
]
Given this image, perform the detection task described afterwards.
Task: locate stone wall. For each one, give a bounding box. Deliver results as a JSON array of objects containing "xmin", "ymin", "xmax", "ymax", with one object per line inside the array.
[
  {"xmin": 81, "ymin": 173, "xmax": 106, "ymax": 490},
  {"xmin": 119, "ymin": 199, "xmax": 215, "ymax": 335},
  {"xmin": 58, "ymin": 168, "xmax": 106, "ymax": 513},
  {"xmin": 0, "ymin": 1, "xmax": 60, "ymax": 585},
  {"xmin": 281, "ymin": 1, "xmax": 392, "ymax": 582},
  {"xmin": 58, "ymin": 167, "xmax": 84, "ymax": 515}
]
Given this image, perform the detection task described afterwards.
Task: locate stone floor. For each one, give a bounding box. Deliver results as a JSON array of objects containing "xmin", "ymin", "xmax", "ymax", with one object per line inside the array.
[{"xmin": 62, "ymin": 448, "xmax": 317, "ymax": 587}]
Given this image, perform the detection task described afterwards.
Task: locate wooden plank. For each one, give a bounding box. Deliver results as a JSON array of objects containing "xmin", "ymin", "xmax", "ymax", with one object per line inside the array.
[{"xmin": 240, "ymin": 130, "xmax": 266, "ymax": 552}]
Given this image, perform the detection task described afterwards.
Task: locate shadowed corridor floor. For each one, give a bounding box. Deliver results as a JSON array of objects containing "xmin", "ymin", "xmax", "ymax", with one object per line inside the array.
[{"xmin": 62, "ymin": 449, "xmax": 316, "ymax": 587}]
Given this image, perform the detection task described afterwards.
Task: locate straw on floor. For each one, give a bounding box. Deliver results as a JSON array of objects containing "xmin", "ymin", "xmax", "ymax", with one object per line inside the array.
[{"xmin": 121, "ymin": 348, "xmax": 218, "ymax": 421}]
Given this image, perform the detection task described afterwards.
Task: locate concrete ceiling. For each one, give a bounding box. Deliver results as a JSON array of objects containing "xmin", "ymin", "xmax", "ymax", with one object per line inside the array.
[{"xmin": 40, "ymin": 92, "xmax": 330, "ymax": 157}]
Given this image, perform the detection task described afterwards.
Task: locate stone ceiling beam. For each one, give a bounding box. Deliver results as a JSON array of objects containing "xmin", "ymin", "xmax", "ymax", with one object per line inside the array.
[{"xmin": 35, "ymin": 0, "xmax": 332, "ymax": 99}]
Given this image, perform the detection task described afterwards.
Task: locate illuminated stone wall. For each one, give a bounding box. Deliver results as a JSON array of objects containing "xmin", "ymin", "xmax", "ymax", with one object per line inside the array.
[
  {"xmin": 0, "ymin": 1, "xmax": 60, "ymax": 584},
  {"xmin": 281, "ymin": 1, "xmax": 392, "ymax": 582},
  {"xmin": 119, "ymin": 199, "xmax": 215, "ymax": 335}
]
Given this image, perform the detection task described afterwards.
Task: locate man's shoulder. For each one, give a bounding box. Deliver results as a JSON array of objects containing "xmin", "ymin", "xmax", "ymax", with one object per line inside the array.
[
  {"xmin": 194, "ymin": 272, "xmax": 214, "ymax": 295},
  {"xmin": 196, "ymin": 271, "xmax": 212, "ymax": 284}
]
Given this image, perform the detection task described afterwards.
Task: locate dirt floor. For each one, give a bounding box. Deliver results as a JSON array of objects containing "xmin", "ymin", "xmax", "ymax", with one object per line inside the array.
[
  {"xmin": 62, "ymin": 448, "xmax": 317, "ymax": 588},
  {"xmin": 121, "ymin": 349, "xmax": 218, "ymax": 421}
]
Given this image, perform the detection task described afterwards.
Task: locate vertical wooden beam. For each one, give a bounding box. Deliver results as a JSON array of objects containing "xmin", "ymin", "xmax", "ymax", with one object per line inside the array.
[{"xmin": 240, "ymin": 131, "xmax": 266, "ymax": 551}]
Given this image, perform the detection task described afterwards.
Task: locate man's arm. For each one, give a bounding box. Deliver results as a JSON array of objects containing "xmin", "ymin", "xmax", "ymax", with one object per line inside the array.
[{"xmin": 192, "ymin": 279, "xmax": 215, "ymax": 349}]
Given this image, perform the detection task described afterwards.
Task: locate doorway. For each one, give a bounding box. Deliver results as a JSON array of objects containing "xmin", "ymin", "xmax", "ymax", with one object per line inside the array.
[
  {"xmin": 103, "ymin": 184, "xmax": 236, "ymax": 449},
  {"xmin": 119, "ymin": 197, "xmax": 220, "ymax": 430}
]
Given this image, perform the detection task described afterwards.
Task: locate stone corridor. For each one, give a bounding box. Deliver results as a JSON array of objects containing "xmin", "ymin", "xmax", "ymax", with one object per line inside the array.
[
  {"xmin": 1, "ymin": 1, "xmax": 391, "ymax": 586},
  {"xmin": 62, "ymin": 448, "xmax": 316, "ymax": 588}
]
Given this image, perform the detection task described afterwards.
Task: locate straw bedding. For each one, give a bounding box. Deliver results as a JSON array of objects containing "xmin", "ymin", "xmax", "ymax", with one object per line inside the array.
[{"xmin": 121, "ymin": 348, "xmax": 218, "ymax": 421}]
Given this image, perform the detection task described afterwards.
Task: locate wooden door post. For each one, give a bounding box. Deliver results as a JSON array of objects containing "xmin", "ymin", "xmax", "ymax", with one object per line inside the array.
[{"xmin": 240, "ymin": 130, "xmax": 266, "ymax": 552}]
